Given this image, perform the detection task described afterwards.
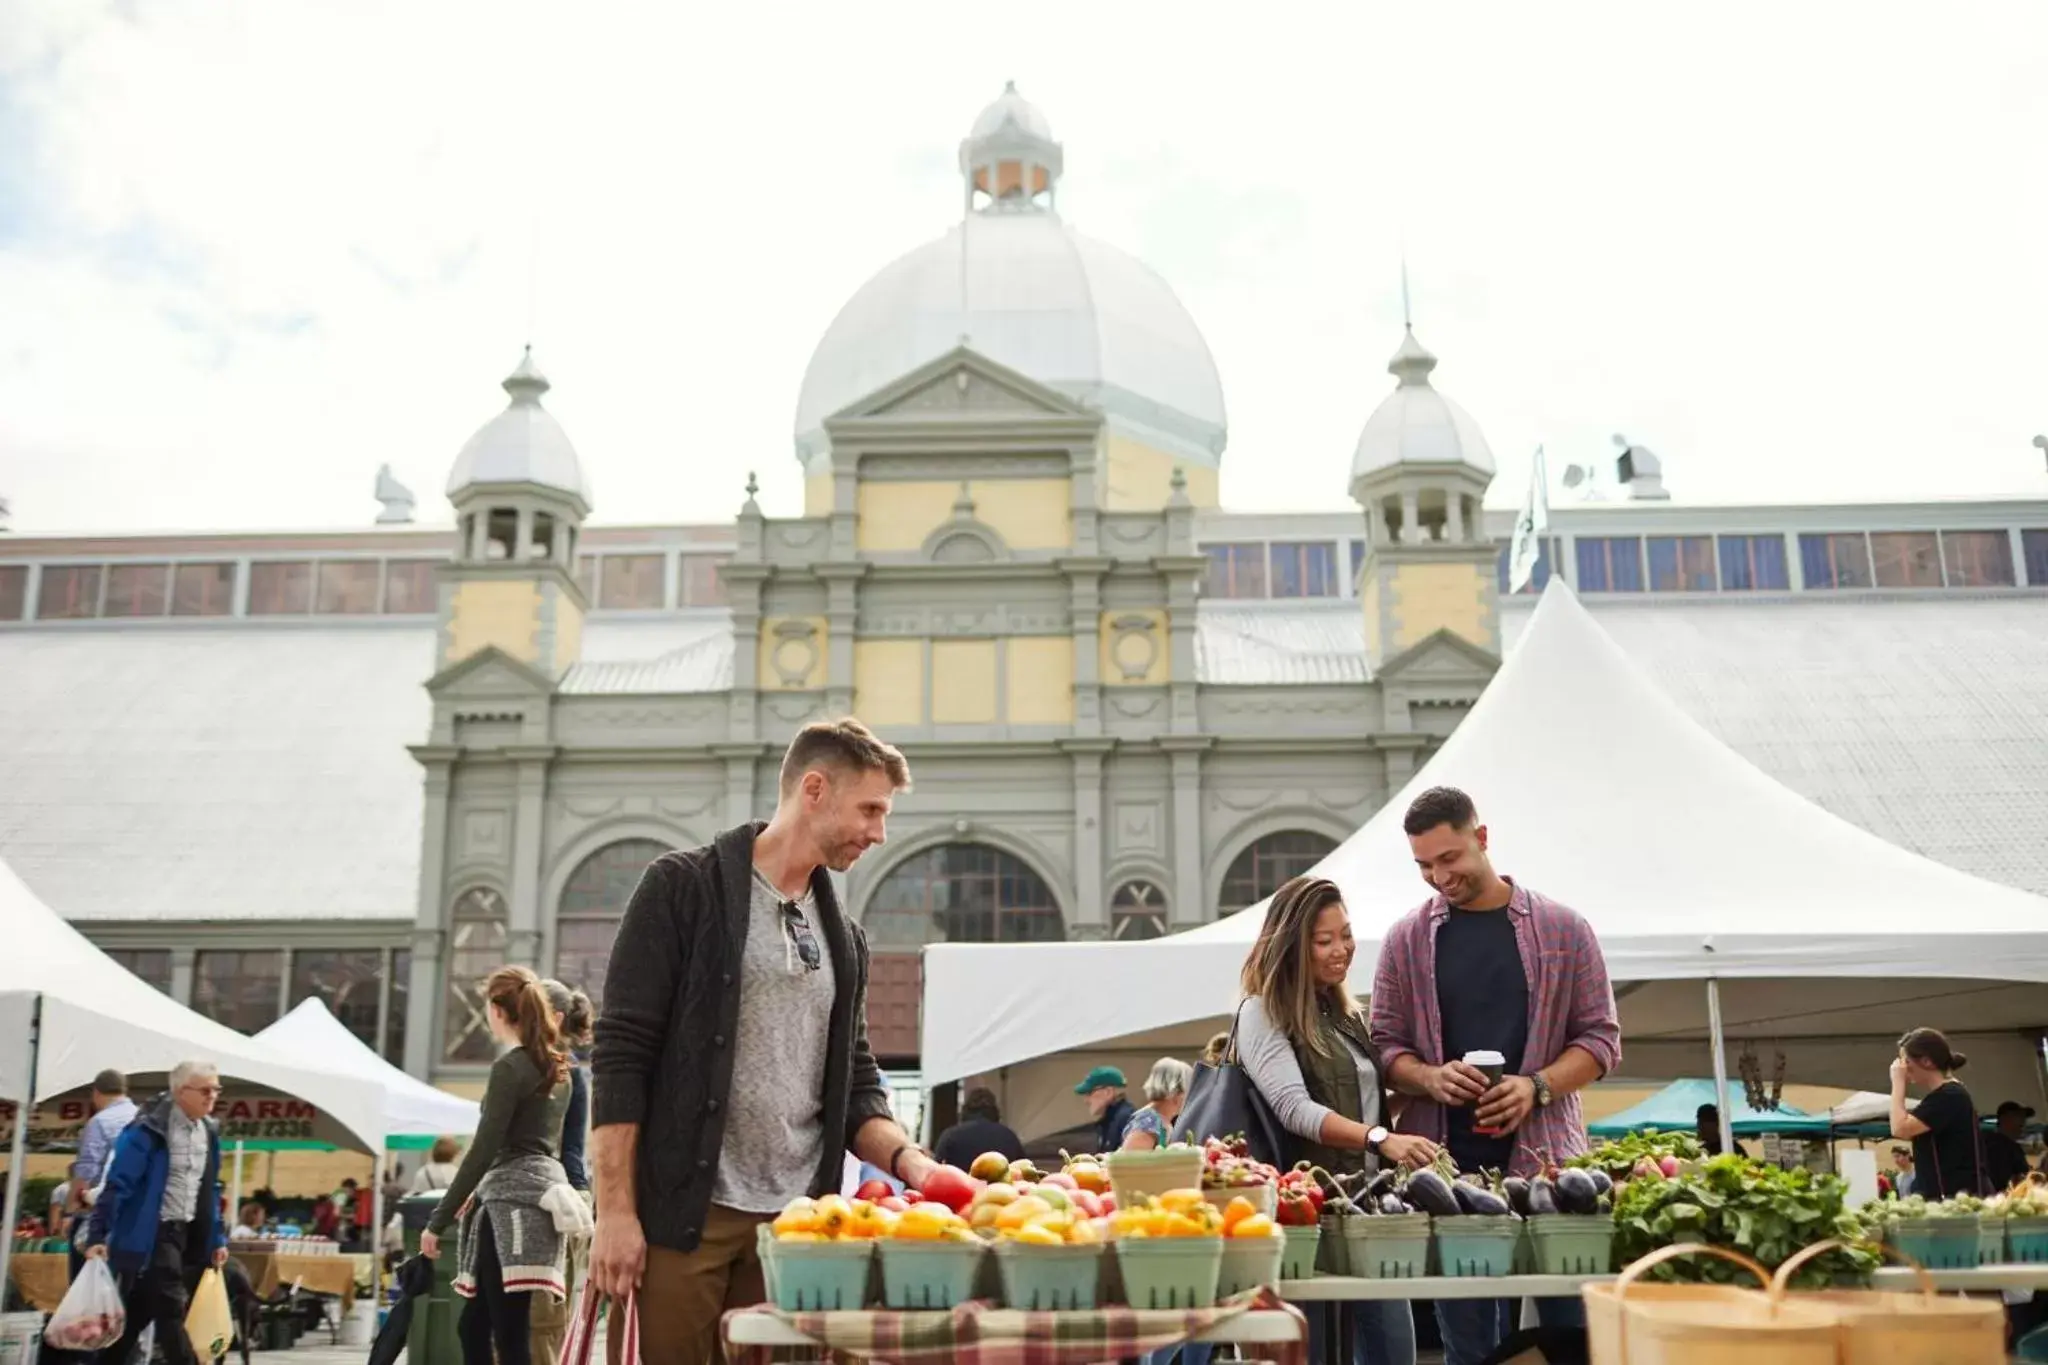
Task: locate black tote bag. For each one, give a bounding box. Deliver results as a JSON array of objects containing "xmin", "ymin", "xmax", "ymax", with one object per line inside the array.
[{"xmin": 1167, "ymin": 999, "xmax": 1293, "ymax": 1168}]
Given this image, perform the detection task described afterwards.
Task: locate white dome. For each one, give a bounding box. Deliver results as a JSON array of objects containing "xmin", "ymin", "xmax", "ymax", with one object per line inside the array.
[
  {"xmin": 446, "ymin": 351, "xmax": 592, "ymax": 504},
  {"xmin": 794, "ymin": 212, "xmax": 1227, "ymax": 465},
  {"xmin": 970, "ymin": 80, "xmax": 1054, "ymax": 142},
  {"xmin": 1350, "ymin": 328, "xmax": 1495, "ymax": 483}
]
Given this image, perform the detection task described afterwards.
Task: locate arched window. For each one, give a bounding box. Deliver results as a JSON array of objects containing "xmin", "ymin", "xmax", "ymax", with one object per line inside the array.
[
  {"xmin": 864, "ymin": 844, "xmax": 1064, "ymax": 947},
  {"xmin": 443, "ymin": 887, "xmax": 508, "ymax": 1063},
  {"xmin": 1110, "ymin": 879, "xmax": 1169, "ymax": 941},
  {"xmin": 556, "ymin": 839, "xmax": 670, "ymax": 1012},
  {"xmin": 1217, "ymin": 831, "xmax": 1339, "ymax": 917}
]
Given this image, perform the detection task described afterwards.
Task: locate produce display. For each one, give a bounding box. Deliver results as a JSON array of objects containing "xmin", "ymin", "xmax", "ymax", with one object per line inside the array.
[
  {"xmin": 1197, "ymin": 1134, "xmax": 1280, "ymax": 1191},
  {"xmin": 1987, "ymin": 1174, "xmax": 2048, "ymax": 1219},
  {"xmin": 1611, "ymin": 1153, "xmax": 1875, "ymax": 1287},
  {"xmin": 1109, "ymin": 1187, "xmax": 1225, "ymax": 1239},
  {"xmin": 1567, "ymin": 1130, "xmax": 1702, "ymax": 1181}
]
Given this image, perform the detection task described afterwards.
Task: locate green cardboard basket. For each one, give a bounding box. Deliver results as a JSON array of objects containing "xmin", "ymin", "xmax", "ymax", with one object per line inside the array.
[
  {"xmin": 994, "ymin": 1240, "xmax": 1104, "ymax": 1310},
  {"xmin": 1278, "ymin": 1224, "xmax": 1321, "ymax": 1280},
  {"xmin": 1979, "ymin": 1219, "xmax": 2008, "ymax": 1266},
  {"xmin": 763, "ymin": 1238, "xmax": 873, "ymax": 1311},
  {"xmin": 1887, "ymin": 1216, "xmax": 1981, "ymax": 1270},
  {"xmin": 1434, "ymin": 1214, "xmax": 1523, "ymax": 1277},
  {"xmin": 1525, "ymin": 1214, "xmax": 1614, "ymax": 1275},
  {"xmin": 1338, "ymin": 1212, "xmax": 1431, "ymax": 1279},
  {"xmin": 878, "ymin": 1238, "xmax": 985, "ymax": 1309},
  {"xmin": 1116, "ymin": 1236, "xmax": 1225, "ymax": 1309},
  {"xmin": 1216, "ymin": 1234, "xmax": 1284, "ymax": 1297},
  {"xmin": 2006, "ymin": 1216, "xmax": 2048, "ymax": 1264}
]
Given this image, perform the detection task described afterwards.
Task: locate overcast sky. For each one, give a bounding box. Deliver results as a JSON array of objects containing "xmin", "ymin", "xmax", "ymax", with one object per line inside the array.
[{"xmin": 2, "ymin": 1, "xmax": 2044, "ymax": 535}]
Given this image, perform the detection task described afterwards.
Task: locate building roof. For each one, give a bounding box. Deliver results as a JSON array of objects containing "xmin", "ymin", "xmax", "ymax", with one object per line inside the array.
[
  {"xmin": 559, "ymin": 612, "xmax": 736, "ymax": 693},
  {"xmin": 1350, "ymin": 325, "xmax": 1496, "ymax": 486},
  {"xmin": 445, "ymin": 350, "xmax": 592, "ymax": 504},
  {"xmin": 1501, "ymin": 592, "xmax": 2048, "ymax": 896},
  {"xmin": 0, "ymin": 622, "xmax": 437, "ymax": 923},
  {"xmin": 1194, "ymin": 601, "xmax": 1370, "ymax": 684},
  {"xmin": 968, "ymin": 80, "xmax": 1055, "ymax": 142}
]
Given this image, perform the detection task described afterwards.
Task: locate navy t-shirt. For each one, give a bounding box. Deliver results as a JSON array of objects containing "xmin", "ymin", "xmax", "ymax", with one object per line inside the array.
[{"xmin": 1435, "ymin": 907, "xmax": 1529, "ymax": 1172}]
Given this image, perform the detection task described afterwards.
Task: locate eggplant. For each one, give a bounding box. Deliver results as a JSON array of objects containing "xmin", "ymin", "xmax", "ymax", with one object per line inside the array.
[
  {"xmin": 1586, "ymin": 1169, "xmax": 1614, "ymax": 1197},
  {"xmin": 1403, "ymin": 1169, "xmax": 1461, "ymax": 1217},
  {"xmin": 1555, "ymin": 1168, "xmax": 1601, "ymax": 1215},
  {"xmin": 1527, "ymin": 1177, "xmax": 1559, "ymax": 1216},
  {"xmin": 1365, "ymin": 1169, "xmax": 1400, "ymax": 1202},
  {"xmin": 1451, "ymin": 1180, "xmax": 1484, "ymax": 1214},
  {"xmin": 1501, "ymin": 1177, "xmax": 1531, "ymax": 1216},
  {"xmin": 1379, "ymin": 1193, "xmax": 1408, "ymax": 1216},
  {"xmin": 1463, "ymin": 1187, "xmax": 1512, "ymax": 1216}
]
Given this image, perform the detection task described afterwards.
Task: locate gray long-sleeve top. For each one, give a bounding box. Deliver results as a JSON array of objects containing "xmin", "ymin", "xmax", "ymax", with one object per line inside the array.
[{"xmin": 1237, "ymin": 997, "xmax": 1384, "ymax": 1145}]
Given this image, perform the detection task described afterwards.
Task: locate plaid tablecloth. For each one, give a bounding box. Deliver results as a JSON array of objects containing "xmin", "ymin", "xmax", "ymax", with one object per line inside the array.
[{"xmin": 722, "ymin": 1286, "xmax": 1306, "ymax": 1365}]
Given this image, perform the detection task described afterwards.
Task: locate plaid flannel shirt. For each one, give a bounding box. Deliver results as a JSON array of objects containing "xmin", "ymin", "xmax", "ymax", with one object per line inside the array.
[{"xmin": 1370, "ymin": 878, "xmax": 1621, "ymax": 1177}]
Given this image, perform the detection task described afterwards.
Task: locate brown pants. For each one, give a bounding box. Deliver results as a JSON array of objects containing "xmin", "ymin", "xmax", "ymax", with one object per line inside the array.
[
  {"xmin": 611, "ymin": 1205, "xmax": 772, "ymax": 1365},
  {"xmin": 530, "ymin": 1229, "xmax": 587, "ymax": 1365}
]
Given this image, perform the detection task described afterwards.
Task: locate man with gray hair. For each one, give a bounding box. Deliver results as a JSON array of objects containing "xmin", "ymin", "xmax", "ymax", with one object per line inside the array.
[{"xmin": 85, "ymin": 1061, "xmax": 231, "ymax": 1365}]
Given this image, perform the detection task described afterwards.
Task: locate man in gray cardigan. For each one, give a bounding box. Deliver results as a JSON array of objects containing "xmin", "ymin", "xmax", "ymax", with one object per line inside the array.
[{"xmin": 589, "ymin": 719, "xmax": 939, "ymax": 1364}]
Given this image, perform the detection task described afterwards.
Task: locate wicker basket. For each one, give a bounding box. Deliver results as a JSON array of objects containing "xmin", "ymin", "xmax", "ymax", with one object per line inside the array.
[
  {"xmin": 1583, "ymin": 1243, "xmax": 1837, "ymax": 1365},
  {"xmin": 1776, "ymin": 1239, "xmax": 2004, "ymax": 1365}
]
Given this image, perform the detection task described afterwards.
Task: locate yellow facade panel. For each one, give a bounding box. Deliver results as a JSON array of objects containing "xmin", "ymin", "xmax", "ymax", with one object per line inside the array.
[
  {"xmin": 931, "ymin": 639, "xmax": 999, "ymax": 724},
  {"xmin": 1391, "ymin": 561, "xmax": 1493, "ymax": 652},
  {"xmin": 1005, "ymin": 636, "xmax": 1075, "ymax": 725},
  {"xmin": 853, "ymin": 640, "xmax": 924, "ymax": 726},
  {"xmin": 445, "ymin": 579, "xmax": 541, "ymax": 667},
  {"xmin": 758, "ymin": 616, "xmax": 830, "ymax": 691}
]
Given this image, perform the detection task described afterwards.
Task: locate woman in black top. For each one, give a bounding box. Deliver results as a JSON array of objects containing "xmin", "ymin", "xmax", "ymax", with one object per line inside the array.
[{"xmin": 1889, "ymin": 1027, "xmax": 1985, "ymax": 1199}]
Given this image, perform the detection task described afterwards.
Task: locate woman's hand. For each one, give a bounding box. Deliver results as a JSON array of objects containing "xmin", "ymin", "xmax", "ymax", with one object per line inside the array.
[
  {"xmin": 419, "ymin": 1230, "xmax": 440, "ymax": 1260},
  {"xmin": 1378, "ymin": 1133, "xmax": 1440, "ymax": 1170}
]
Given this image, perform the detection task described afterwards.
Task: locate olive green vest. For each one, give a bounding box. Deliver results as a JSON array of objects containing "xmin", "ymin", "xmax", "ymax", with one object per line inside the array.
[{"xmin": 1289, "ymin": 1003, "xmax": 1379, "ymax": 1177}]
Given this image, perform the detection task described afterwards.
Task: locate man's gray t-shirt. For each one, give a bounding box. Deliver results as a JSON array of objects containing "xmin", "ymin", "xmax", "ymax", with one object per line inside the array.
[{"xmin": 712, "ymin": 871, "xmax": 838, "ymax": 1212}]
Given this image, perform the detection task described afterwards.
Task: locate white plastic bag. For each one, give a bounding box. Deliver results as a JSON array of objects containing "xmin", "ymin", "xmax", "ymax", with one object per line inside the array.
[{"xmin": 43, "ymin": 1256, "xmax": 126, "ymax": 1351}]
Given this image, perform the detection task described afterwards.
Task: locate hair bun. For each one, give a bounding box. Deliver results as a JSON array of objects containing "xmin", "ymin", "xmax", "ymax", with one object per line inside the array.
[{"xmin": 1950, "ymin": 1049, "xmax": 1969, "ymax": 1070}]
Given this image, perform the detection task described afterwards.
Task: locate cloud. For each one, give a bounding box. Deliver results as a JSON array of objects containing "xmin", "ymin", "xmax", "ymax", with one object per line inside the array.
[{"xmin": 1, "ymin": 0, "xmax": 2044, "ymax": 534}]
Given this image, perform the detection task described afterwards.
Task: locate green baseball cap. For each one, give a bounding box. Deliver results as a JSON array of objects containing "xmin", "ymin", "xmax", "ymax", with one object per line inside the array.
[{"xmin": 1073, "ymin": 1065, "xmax": 1127, "ymax": 1095}]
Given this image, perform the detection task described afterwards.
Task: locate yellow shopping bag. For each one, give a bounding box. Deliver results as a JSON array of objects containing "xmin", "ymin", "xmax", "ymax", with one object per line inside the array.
[{"xmin": 185, "ymin": 1267, "xmax": 234, "ymax": 1362}]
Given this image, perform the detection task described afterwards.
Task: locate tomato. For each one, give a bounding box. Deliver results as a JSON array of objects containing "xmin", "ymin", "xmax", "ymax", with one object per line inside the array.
[
  {"xmin": 854, "ymin": 1179, "xmax": 895, "ymax": 1202},
  {"xmin": 919, "ymin": 1164, "xmax": 979, "ymax": 1214}
]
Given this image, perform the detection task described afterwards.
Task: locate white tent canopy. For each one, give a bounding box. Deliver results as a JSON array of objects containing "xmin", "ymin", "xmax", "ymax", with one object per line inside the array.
[
  {"xmin": 922, "ymin": 581, "xmax": 2048, "ymax": 1090},
  {"xmin": 0, "ymin": 856, "xmax": 385, "ymax": 1151},
  {"xmin": 257, "ymin": 997, "xmax": 479, "ymax": 1142}
]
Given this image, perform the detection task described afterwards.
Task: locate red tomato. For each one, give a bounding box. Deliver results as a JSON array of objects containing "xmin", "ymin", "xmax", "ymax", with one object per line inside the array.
[
  {"xmin": 919, "ymin": 1164, "xmax": 978, "ymax": 1214},
  {"xmin": 854, "ymin": 1179, "xmax": 894, "ymax": 1203}
]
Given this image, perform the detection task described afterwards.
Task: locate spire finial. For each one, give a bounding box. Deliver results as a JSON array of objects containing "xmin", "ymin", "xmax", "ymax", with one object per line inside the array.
[
  {"xmin": 1400, "ymin": 251, "xmax": 1413, "ymax": 332},
  {"xmin": 502, "ymin": 348, "xmax": 550, "ymax": 404},
  {"xmin": 1168, "ymin": 465, "xmax": 1191, "ymax": 509},
  {"xmin": 746, "ymin": 470, "xmax": 760, "ymax": 498}
]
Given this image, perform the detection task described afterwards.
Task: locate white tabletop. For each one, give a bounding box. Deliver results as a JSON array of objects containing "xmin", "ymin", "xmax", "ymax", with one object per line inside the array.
[
  {"xmin": 1279, "ymin": 1264, "xmax": 2048, "ymax": 1300},
  {"xmin": 726, "ymin": 1307, "xmax": 1307, "ymax": 1347}
]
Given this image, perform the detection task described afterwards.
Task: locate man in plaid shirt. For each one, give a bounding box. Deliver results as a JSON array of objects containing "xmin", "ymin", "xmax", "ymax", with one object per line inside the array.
[{"xmin": 1371, "ymin": 786, "xmax": 1621, "ymax": 1365}]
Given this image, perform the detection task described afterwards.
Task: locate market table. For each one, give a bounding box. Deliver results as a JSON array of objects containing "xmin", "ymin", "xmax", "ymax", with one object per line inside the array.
[
  {"xmin": 6, "ymin": 1252, "xmax": 69, "ymax": 1313},
  {"xmin": 227, "ymin": 1248, "xmax": 360, "ymax": 1308},
  {"xmin": 1277, "ymin": 1264, "xmax": 2048, "ymax": 1300},
  {"xmin": 723, "ymin": 1287, "xmax": 1307, "ymax": 1365}
]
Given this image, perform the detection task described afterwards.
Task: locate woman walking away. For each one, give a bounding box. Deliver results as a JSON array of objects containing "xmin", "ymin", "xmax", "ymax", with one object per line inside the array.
[
  {"xmin": 1240, "ymin": 876, "xmax": 1438, "ymax": 1365},
  {"xmin": 530, "ymin": 980, "xmax": 596, "ymax": 1365},
  {"xmin": 1120, "ymin": 1059, "xmax": 1195, "ymax": 1150},
  {"xmin": 419, "ymin": 967, "xmax": 579, "ymax": 1365},
  {"xmin": 413, "ymin": 1136, "xmax": 463, "ymax": 1194},
  {"xmin": 1890, "ymin": 1027, "xmax": 1987, "ymax": 1199}
]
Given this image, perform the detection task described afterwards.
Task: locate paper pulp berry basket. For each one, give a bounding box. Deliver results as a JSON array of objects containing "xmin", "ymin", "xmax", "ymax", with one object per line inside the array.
[
  {"xmin": 762, "ymin": 1237, "xmax": 873, "ymax": 1311},
  {"xmin": 1977, "ymin": 1218, "xmax": 2007, "ymax": 1266},
  {"xmin": 1116, "ymin": 1236, "xmax": 1225, "ymax": 1309},
  {"xmin": 877, "ymin": 1238, "xmax": 985, "ymax": 1310},
  {"xmin": 993, "ymin": 1240, "xmax": 1105, "ymax": 1311},
  {"xmin": 1435, "ymin": 1214, "xmax": 1523, "ymax": 1277},
  {"xmin": 1321, "ymin": 1211, "xmax": 1430, "ymax": 1279},
  {"xmin": 2006, "ymin": 1216, "xmax": 2048, "ymax": 1264},
  {"xmin": 1216, "ymin": 1234, "xmax": 1285, "ymax": 1297},
  {"xmin": 1200, "ymin": 1183, "xmax": 1277, "ymax": 1219},
  {"xmin": 1885, "ymin": 1216, "xmax": 1980, "ymax": 1270},
  {"xmin": 1527, "ymin": 1213, "xmax": 1615, "ymax": 1275},
  {"xmin": 1107, "ymin": 1148, "xmax": 1203, "ymax": 1210},
  {"xmin": 1278, "ymin": 1223, "xmax": 1321, "ymax": 1279}
]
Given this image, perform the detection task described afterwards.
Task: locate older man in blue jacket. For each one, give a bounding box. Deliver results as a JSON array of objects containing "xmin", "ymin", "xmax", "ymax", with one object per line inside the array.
[{"xmin": 84, "ymin": 1061, "xmax": 230, "ymax": 1365}]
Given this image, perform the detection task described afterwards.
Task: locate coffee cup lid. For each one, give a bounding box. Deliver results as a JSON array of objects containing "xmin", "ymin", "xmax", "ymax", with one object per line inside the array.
[{"xmin": 1463, "ymin": 1050, "xmax": 1506, "ymax": 1066}]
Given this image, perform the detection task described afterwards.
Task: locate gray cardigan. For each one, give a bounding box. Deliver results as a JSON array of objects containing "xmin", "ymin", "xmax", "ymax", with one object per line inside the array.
[{"xmin": 1237, "ymin": 997, "xmax": 1384, "ymax": 1144}]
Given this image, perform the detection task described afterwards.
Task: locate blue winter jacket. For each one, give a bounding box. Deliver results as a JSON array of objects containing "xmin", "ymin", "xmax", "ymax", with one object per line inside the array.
[{"xmin": 83, "ymin": 1096, "xmax": 227, "ymax": 1272}]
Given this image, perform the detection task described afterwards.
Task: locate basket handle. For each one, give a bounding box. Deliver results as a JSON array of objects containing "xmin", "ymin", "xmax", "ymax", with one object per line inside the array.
[
  {"xmin": 1771, "ymin": 1237, "xmax": 1933, "ymax": 1299},
  {"xmin": 1615, "ymin": 1241, "xmax": 1774, "ymax": 1298}
]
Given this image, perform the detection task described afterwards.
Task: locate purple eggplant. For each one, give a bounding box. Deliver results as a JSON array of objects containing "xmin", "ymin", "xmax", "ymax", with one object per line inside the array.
[
  {"xmin": 1555, "ymin": 1168, "xmax": 1601, "ymax": 1215},
  {"xmin": 1403, "ymin": 1169, "xmax": 1461, "ymax": 1217},
  {"xmin": 1451, "ymin": 1180, "xmax": 1484, "ymax": 1213},
  {"xmin": 1501, "ymin": 1177, "xmax": 1532, "ymax": 1216},
  {"xmin": 1463, "ymin": 1186, "xmax": 1512, "ymax": 1216},
  {"xmin": 1527, "ymin": 1177, "xmax": 1559, "ymax": 1216},
  {"xmin": 1586, "ymin": 1169, "xmax": 1614, "ymax": 1198}
]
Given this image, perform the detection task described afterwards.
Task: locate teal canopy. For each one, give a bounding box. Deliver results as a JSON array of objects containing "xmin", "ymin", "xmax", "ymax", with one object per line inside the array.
[{"xmin": 1587, "ymin": 1078, "xmax": 1834, "ymax": 1138}]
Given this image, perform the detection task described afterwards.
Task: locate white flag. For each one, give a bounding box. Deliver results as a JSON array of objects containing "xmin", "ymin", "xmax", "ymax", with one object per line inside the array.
[{"xmin": 1507, "ymin": 445, "xmax": 1551, "ymax": 593}]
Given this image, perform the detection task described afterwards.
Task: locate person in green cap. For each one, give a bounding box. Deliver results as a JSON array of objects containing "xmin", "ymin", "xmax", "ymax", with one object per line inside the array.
[{"xmin": 1075, "ymin": 1066, "xmax": 1134, "ymax": 1154}]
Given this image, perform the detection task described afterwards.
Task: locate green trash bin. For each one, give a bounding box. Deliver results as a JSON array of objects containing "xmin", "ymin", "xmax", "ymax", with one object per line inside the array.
[{"xmin": 401, "ymin": 1192, "xmax": 464, "ymax": 1365}]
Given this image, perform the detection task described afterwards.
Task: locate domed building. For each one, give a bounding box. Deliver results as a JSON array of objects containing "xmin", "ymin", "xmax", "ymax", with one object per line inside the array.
[
  {"xmin": 794, "ymin": 83, "xmax": 1228, "ymax": 512},
  {"xmin": 1, "ymin": 86, "xmax": 2044, "ymax": 1152}
]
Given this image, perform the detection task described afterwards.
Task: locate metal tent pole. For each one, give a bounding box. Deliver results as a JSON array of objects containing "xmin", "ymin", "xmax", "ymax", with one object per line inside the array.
[
  {"xmin": 0, "ymin": 994, "xmax": 44, "ymax": 1308},
  {"xmin": 1707, "ymin": 978, "xmax": 1735, "ymax": 1156}
]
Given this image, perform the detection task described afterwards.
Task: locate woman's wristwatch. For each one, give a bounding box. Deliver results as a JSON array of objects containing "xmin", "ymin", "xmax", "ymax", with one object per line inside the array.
[{"xmin": 1365, "ymin": 1125, "xmax": 1390, "ymax": 1155}]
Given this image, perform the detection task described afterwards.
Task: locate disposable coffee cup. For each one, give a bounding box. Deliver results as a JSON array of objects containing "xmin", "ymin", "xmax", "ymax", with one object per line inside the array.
[{"xmin": 1465, "ymin": 1050, "xmax": 1507, "ymax": 1134}]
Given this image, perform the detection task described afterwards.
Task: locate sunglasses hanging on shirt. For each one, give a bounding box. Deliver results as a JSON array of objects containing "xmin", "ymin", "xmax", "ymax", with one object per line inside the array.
[{"xmin": 781, "ymin": 900, "xmax": 822, "ymax": 974}]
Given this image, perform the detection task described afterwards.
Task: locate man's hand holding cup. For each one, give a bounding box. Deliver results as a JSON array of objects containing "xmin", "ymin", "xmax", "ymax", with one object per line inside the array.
[{"xmin": 1426, "ymin": 1054, "xmax": 1495, "ymax": 1108}]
